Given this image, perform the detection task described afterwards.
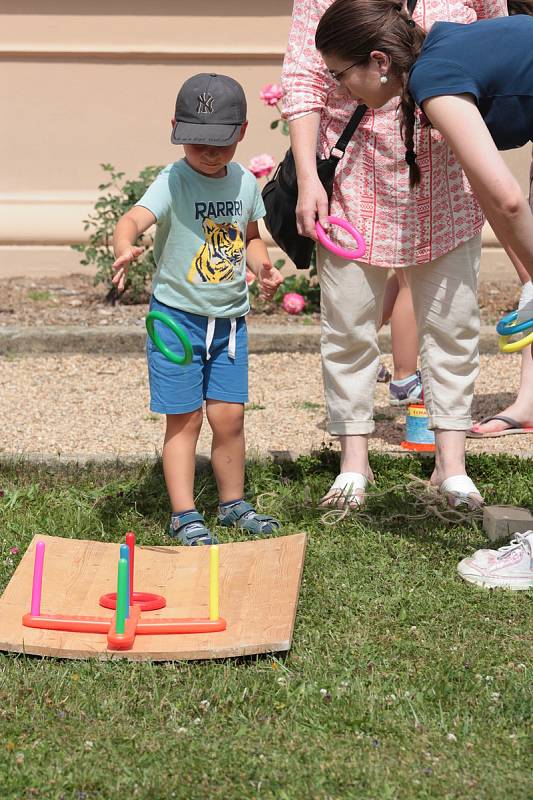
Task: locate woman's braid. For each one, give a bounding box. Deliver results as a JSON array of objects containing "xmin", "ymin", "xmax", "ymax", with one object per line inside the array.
[{"xmin": 398, "ymin": 9, "xmax": 425, "ymax": 186}]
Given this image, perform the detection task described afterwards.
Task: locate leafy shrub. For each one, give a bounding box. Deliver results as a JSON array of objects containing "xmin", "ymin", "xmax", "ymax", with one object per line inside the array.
[{"xmin": 72, "ymin": 163, "xmax": 162, "ymax": 303}]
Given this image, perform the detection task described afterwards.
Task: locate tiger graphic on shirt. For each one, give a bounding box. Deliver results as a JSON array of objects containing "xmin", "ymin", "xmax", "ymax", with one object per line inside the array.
[{"xmin": 187, "ymin": 217, "xmax": 244, "ymax": 284}]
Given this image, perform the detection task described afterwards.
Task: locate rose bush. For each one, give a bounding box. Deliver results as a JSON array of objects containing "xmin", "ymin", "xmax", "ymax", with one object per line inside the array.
[
  {"xmin": 282, "ymin": 292, "xmax": 306, "ymax": 315},
  {"xmin": 259, "ymin": 83, "xmax": 283, "ymax": 106},
  {"xmin": 248, "ymin": 153, "xmax": 276, "ymax": 179}
]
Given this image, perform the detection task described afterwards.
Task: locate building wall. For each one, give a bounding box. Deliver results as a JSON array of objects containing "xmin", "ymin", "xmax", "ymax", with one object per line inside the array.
[
  {"xmin": 1, "ymin": 1, "xmax": 530, "ymax": 277},
  {"xmin": 1, "ymin": 1, "xmax": 292, "ymax": 247}
]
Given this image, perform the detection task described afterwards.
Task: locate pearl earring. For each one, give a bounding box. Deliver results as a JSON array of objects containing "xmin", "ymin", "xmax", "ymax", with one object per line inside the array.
[{"xmin": 380, "ymin": 75, "xmax": 389, "ymax": 85}]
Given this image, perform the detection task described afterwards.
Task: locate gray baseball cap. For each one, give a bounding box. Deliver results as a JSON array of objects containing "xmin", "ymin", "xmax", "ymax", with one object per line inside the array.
[{"xmin": 171, "ymin": 73, "xmax": 247, "ymax": 147}]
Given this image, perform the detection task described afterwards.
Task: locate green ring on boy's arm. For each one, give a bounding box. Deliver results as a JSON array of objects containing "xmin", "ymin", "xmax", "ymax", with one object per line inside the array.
[{"xmin": 145, "ymin": 310, "xmax": 193, "ymax": 366}]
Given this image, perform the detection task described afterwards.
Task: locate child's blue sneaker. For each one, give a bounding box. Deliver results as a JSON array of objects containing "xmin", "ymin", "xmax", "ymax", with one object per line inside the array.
[
  {"xmin": 169, "ymin": 510, "xmax": 218, "ymax": 546},
  {"xmin": 389, "ymin": 370, "xmax": 423, "ymax": 406},
  {"xmin": 377, "ymin": 362, "xmax": 391, "ymax": 383},
  {"xmin": 218, "ymin": 500, "xmax": 280, "ymax": 536}
]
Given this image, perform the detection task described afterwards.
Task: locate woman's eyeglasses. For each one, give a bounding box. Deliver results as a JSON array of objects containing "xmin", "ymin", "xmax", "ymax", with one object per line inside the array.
[{"xmin": 328, "ymin": 61, "xmax": 359, "ymax": 82}]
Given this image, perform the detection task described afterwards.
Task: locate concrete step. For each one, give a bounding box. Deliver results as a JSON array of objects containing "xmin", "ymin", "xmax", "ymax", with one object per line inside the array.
[{"xmin": 0, "ymin": 323, "xmax": 501, "ymax": 356}]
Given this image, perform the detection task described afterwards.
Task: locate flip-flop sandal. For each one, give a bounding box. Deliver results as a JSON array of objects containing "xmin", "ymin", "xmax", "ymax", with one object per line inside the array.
[
  {"xmin": 218, "ymin": 501, "xmax": 280, "ymax": 536},
  {"xmin": 319, "ymin": 472, "xmax": 371, "ymax": 510},
  {"xmin": 467, "ymin": 415, "xmax": 533, "ymax": 438},
  {"xmin": 169, "ymin": 511, "xmax": 218, "ymax": 546},
  {"xmin": 439, "ymin": 475, "xmax": 484, "ymax": 510}
]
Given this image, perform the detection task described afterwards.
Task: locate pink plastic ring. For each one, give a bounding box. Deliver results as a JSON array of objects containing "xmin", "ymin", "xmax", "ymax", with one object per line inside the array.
[{"xmin": 315, "ymin": 215, "xmax": 366, "ymax": 260}]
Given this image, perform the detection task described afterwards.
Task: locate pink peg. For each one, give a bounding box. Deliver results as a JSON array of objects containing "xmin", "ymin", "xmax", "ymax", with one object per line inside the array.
[{"xmin": 30, "ymin": 541, "xmax": 45, "ymax": 616}]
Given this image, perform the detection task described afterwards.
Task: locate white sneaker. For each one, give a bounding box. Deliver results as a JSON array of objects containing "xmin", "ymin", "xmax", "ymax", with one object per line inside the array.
[{"xmin": 457, "ymin": 531, "xmax": 533, "ymax": 590}]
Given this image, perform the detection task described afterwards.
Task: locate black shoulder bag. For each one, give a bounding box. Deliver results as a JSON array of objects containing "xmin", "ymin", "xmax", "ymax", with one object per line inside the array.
[{"xmin": 261, "ymin": 103, "xmax": 367, "ymax": 269}]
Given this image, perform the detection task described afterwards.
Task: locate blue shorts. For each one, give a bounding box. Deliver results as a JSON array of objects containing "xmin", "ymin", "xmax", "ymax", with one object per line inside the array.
[{"xmin": 147, "ymin": 297, "xmax": 248, "ymax": 415}]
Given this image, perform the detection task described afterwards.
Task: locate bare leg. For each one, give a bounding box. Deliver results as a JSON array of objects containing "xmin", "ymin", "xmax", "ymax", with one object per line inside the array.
[
  {"xmin": 430, "ymin": 429, "xmax": 483, "ymax": 506},
  {"xmin": 471, "ymin": 257, "xmax": 533, "ymax": 434},
  {"xmin": 206, "ymin": 399, "xmax": 245, "ymax": 503},
  {"xmin": 163, "ymin": 409, "xmax": 203, "ymax": 512},
  {"xmin": 380, "ymin": 270, "xmax": 419, "ymax": 380},
  {"xmin": 320, "ymin": 434, "xmax": 374, "ymax": 508},
  {"xmin": 471, "ymin": 346, "xmax": 533, "ymax": 434},
  {"xmin": 389, "ymin": 269, "xmax": 419, "ymax": 380},
  {"xmin": 381, "ymin": 272, "xmax": 400, "ymax": 326}
]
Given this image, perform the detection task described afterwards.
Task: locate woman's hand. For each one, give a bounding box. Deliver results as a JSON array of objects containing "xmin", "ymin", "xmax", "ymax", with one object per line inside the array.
[{"xmin": 295, "ymin": 176, "xmax": 329, "ymax": 240}]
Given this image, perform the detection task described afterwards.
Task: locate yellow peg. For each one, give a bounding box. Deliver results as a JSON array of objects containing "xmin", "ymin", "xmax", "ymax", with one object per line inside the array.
[{"xmin": 209, "ymin": 545, "xmax": 219, "ymax": 621}]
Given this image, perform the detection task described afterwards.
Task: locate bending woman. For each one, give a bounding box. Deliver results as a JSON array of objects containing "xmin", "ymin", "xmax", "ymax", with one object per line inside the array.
[
  {"xmin": 283, "ymin": 0, "xmax": 508, "ymax": 511},
  {"xmin": 314, "ymin": 2, "xmax": 533, "ymax": 505}
]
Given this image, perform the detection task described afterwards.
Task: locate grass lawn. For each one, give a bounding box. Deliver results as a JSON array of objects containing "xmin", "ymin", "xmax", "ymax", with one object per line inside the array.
[{"xmin": 0, "ymin": 452, "xmax": 531, "ymax": 800}]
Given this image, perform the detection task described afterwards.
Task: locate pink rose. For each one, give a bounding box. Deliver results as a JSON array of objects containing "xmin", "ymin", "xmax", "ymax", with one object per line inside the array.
[
  {"xmin": 9, "ymin": 547, "xmax": 19, "ymax": 555},
  {"xmin": 259, "ymin": 83, "xmax": 283, "ymax": 106},
  {"xmin": 248, "ymin": 153, "xmax": 276, "ymax": 179},
  {"xmin": 282, "ymin": 292, "xmax": 306, "ymax": 315}
]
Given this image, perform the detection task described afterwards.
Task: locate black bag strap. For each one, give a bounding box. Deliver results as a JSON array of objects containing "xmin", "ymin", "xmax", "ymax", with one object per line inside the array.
[{"xmin": 329, "ymin": 104, "xmax": 368, "ymax": 165}]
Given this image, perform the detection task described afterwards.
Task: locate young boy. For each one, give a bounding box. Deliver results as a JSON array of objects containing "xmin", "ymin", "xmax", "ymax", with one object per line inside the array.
[{"xmin": 112, "ymin": 73, "xmax": 283, "ymax": 545}]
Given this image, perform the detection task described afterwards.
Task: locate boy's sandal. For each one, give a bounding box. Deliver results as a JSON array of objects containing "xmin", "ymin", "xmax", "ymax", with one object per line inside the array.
[
  {"xmin": 439, "ymin": 475, "xmax": 484, "ymax": 510},
  {"xmin": 169, "ymin": 511, "xmax": 218, "ymax": 546},
  {"xmin": 218, "ymin": 501, "xmax": 280, "ymax": 536},
  {"xmin": 319, "ymin": 472, "xmax": 370, "ymax": 510}
]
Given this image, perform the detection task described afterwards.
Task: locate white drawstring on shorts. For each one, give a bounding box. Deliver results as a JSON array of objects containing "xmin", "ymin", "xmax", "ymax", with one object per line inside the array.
[{"xmin": 205, "ymin": 316, "xmax": 237, "ymax": 361}]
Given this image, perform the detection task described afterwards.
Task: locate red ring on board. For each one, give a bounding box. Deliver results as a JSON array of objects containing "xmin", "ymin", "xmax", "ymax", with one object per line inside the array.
[{"xmin": 99, "ymin": 591, "xmax": 166, "ymax": 612}]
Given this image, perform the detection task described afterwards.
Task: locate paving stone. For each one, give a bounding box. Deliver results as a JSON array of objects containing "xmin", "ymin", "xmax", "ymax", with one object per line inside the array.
[
  {"xmin": 483, "ymin": 505, "xmax": 533, "ymax": 542},
  {"xmin": 269, "ymin": 450, "xmax": 299, "ymax": 463}
]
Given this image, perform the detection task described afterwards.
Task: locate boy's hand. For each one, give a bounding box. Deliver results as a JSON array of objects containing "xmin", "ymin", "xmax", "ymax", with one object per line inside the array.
[
  {"xmin": 258, "ymin": 261, "xmax": 283, "ymax": 301},
  {"xmin": 111, "ymin": 246, "xmax": 144, "ymax": 293}
]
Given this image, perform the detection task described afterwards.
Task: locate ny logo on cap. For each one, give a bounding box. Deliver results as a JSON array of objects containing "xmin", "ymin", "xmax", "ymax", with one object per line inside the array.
[{"xmin": 197, "ymin": 92, "xmax": 215, "ymax": 115}]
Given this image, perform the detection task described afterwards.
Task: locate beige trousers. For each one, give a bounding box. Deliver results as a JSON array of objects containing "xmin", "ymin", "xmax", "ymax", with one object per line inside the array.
[{"xmin": 317, "ymin": 234, "xmax": 481, "ymax": 434}]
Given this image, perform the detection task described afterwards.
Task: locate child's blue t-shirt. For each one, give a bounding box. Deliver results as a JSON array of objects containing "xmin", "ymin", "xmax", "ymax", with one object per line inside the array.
[
  {"xmin": 136, "ymin": 159, "xmax": 265, "ymax": 318},
  {"xmin": 409, "ymin": 16, "xmax": 533, "ymax": 150}
]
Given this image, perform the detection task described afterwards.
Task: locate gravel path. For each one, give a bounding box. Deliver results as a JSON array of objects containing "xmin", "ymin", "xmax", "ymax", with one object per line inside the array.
[{"xmin": 1, "ymin": 352, "xmax": 531, "ymax": 460}]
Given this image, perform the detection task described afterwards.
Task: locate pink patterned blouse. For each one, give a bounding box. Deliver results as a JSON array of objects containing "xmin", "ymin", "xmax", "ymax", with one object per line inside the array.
[{"xmin": 282, "ymin": 0, "xmax": 507, "ymax": 268}]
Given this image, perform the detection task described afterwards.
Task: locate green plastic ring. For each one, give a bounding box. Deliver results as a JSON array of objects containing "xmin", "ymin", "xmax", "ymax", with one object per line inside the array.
[{"xmin": 145, "ymin": 310, "xmax": 193, "ymax": 366}]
